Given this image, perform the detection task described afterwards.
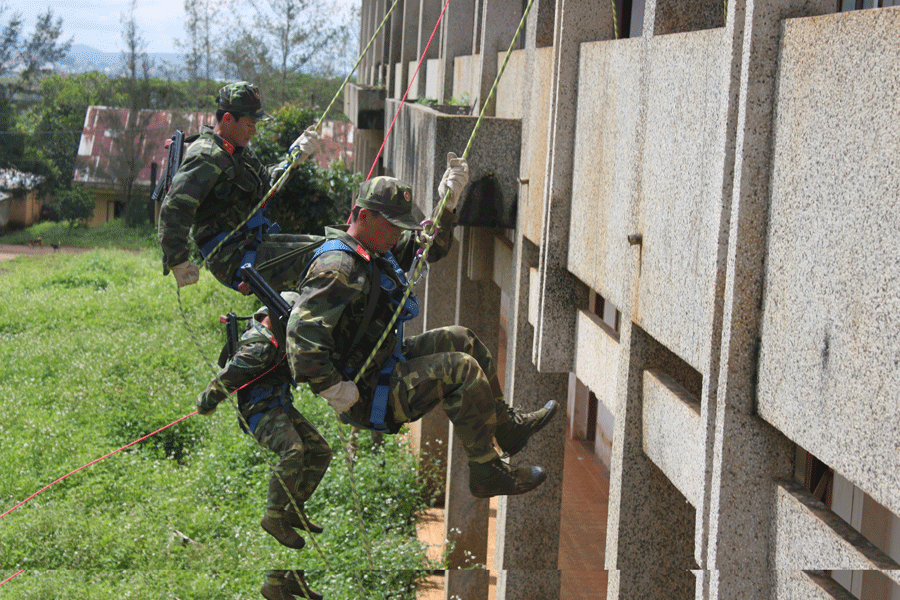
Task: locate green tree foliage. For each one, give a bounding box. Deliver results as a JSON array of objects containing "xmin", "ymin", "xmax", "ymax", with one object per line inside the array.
[
  {"xmin": 18, "ymin": 8, "xmax": 71, "ymax": 86},
  {"xmin": 0, "ymin": 2, "xmax": 22, "ymax": 77},
  {"xmin": 253, "ymin": 104, "xmax": 361, "ymax": 234},
  {"xmin": 55, "ymin": 183, "xmax": 95, "ymax": 229}
]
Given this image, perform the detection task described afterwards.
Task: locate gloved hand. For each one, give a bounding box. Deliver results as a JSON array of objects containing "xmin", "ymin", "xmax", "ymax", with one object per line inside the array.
[
  {"xmin": 290, "ymin": 126, "xmax": 320, "ymax": 161},
  {"xmin": 196, "ymin": 387, "xmax": 222, "ymax": 416},
  {"xmin": 437, "ymin": 152, "xmax": 469, "ymax": 210},
  {"xmin": 320, "ymin": 380, "xmax": 360, "ymax": 413},
  {"xmin": 172, "ymin": 260, "xmax": 199, "ymax": 287}
]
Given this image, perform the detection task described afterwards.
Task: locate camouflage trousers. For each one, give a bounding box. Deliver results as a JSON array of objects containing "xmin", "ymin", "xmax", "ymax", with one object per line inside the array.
[
  {"xmin": 254, "ymin": 404, "xmax": 333, "ymax": 515},
  {"xmin": 388, "ymin": 325, "xmax": 511, "ymax": 463}
]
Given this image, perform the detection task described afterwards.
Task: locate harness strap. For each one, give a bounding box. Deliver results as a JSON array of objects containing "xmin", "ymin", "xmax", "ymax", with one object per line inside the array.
[{"xmin": 200, "ymin": 215, "xmax": 281, "ymax": 290}]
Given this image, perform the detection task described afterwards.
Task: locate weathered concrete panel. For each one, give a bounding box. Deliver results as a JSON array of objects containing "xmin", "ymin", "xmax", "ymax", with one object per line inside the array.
[
  {"xmin": 452, "ymin": 54, "xmax": 481, "ymax": 103},
  {"xmin": 382, "ymin": 100, "xmax": 520, "ymax": 229},
  {"xmin": 642, "ymin": 368, "xmax": 702, "ymax": 507},
  {"xmin": 757, "ymin": 9, "xmax": 900, "ymax": 517},
  {"xmin": 568, "ymin": 38, "xmax": 644, "ymax": 314},
  {"xmin": 773, "ymin": 481, "xmax": 900, "ymax": 582},
  {"xmin": 519, "ymin": 47, "xmax": 554, "ymax": 245},
  {"xmin": 494, "ymin": 49, "xmax": 527, "ymax": 119},
  {"xmin": 636, "ymin": 28, "xmax": 728, "ymax": 372},
  {"xmin": 573, "ymin": 309, "xmax": 619, "ymax": 417}
]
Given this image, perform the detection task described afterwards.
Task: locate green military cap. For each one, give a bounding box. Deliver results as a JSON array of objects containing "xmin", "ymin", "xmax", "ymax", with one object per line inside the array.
[
  {"xmin": 216, "ymin": 81, "xmax": 270, "ymax": 120},
  {"xmin": 355, "ymin": 176, "xmax": 421, "ymax": 230}
]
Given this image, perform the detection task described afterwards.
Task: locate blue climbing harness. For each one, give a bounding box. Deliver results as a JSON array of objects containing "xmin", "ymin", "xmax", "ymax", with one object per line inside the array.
[
  {"xmin": 240, "ymin": 381, "xmax": 294, "ymax": 434},
  {"xmin": 200, "ymin": 207, "xmax": 280, "ymax": 290}
]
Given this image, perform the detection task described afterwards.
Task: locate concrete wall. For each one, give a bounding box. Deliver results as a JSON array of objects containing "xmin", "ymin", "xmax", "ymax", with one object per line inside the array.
[{"xmin": 346, "ymin": 1, "xmax": 900, "ymax": 599}]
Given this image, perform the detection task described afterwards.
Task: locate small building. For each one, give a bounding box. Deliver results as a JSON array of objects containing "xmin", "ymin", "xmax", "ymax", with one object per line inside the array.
[
  {"xmin": 0, "ymin": 169, "xmax": 46, "ymax": 228},
  {"xmin": 73, "ymin": 106, "xmax": 217, "ymax": 227}
]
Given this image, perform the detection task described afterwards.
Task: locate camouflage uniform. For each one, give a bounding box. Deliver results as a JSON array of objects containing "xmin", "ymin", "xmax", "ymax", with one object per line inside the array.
[
  {"xmin": 198, "ymin": 312, "xmax": 333, "ymax": 518},
  {"xmin": 286, "ymin": 177, "xmax": 512, "ymax": 464},
  {"xmin": 157, "ymin": 81, "xmax": 314, "ymax": 290}
]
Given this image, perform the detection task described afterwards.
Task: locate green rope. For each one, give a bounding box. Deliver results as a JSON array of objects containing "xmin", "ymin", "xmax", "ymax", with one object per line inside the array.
[
  {"xmin": 350, "ymin": 0, "xmax": 537, "ymax": 387},
  {"xmin": 611, "ymin": 0, "xmax": 620, "ymax": 40}
]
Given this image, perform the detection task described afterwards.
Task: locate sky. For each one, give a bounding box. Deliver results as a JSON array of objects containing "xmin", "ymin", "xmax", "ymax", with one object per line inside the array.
[{"xmin": 10, "ymin": 0, "xmax": 358, "ymax": 55}]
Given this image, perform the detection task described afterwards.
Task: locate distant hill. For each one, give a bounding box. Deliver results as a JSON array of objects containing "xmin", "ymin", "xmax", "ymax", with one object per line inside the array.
[{"xmin": 60, "ymin": 44, "xmax": 188, "ymax": 78}]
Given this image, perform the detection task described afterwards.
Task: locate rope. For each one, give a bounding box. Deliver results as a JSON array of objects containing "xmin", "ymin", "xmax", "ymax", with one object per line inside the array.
[
  {"xmin": 0, "ymin": 412, "xmax": 197, "ymax": 521},
  {"xmin": 0, "ymin": 570, "xmax": 23, "ymax": 587},
  {"xmin": 168, "ymin": 0, "xmax": 407, "ymax": 573},
  {"xmin": 364, "ymin": 0, "xmax": 453, "ymax": 181},
  {"xmin": 351, "ymin": 0, "xmax": 536, "ymax": 387},
  {"xmin": 611, "ymin": 0, "xmax": 620, "ymax": 39}
]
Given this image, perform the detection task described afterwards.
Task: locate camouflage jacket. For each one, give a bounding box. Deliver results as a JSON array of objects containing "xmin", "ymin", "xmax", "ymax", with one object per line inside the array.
[
  {"xmin": 286, "ymin": 209, "xmax": 459, "ymax": 426},
  {"xmin": 157, "ymin": 126, "xmax": 277, "ymax": 282},
  {"xmin": 198, "ymin": 314, "xmax": 293, "ymax": 422}
]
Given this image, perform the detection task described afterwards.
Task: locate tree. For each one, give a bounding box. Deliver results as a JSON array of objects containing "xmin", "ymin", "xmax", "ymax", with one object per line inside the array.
[
  {"xmin": 0, "ymin": 2, "xmax": 22, "ymax": 77},
  {"xmin": 177, "ymin": 0, "xmax": 214, "ymax": 85},
  {"xmin": 253, "ymin": 103, "xmax": 359, "ymax": 234},
  {"xmin": 113, "ymin": 0, "xmax": 155, "ymax": 226},
  {"xmin": 19, "ymin": 8, "xmax": 71, "ymax": 86},
  {"xmin": 55, "ymin": 184, "xmax": 94, "ymax": 229}
]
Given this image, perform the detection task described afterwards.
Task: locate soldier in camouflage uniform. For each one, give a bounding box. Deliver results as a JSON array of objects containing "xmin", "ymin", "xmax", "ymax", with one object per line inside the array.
[
  {"xmin": 197, "ymin": 292, "xmax": 332, "ymax": 554},
  {"xmin": 286, "ymin": 156, "xmax": 558, "ymax": 498},
  {"xmin": 158, "ymin": 81, "xmax": 321, "ymax": 290}
]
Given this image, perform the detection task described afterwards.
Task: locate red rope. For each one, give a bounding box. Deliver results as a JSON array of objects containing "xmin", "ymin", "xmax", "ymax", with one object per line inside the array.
[
  {"xmin": 0, "ymin": 411, "xmax": 198, "ymax": 521},
  {"xmin": 364, "ymin": 0, "xmax": 453, "ymax": 182},
  {"xmin": 0, "ymin": 570, "xmax": 23, "ymax": 587}
]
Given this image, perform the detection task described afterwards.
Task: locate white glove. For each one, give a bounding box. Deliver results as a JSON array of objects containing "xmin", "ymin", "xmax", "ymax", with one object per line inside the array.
[
  {"xmin": 171, "ymin": 260, "xmax": 199, "ymax": 287},
  {"xmin": 437, "ymin": 152, "xmax": 469, "ymax": 210},
  {"xmin": 320, "ymin": 380, "xmax": 360, "ymax": 413},
  {"xmin": 290, "ymin": 126, "xmax": 320, "ymax": 161}
]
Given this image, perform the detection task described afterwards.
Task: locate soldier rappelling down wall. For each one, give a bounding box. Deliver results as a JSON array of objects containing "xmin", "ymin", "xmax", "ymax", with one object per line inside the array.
[
  {"xmin": 196, "ymin": 294, "xmax": 328, "ymax": 600},
  {"xmin": 286, "ymin": 156, "xmax": 559, "ymax": 499},
  {"xmin": 157, "ymin": 81, "xmax": 322, "ymax": 291}
]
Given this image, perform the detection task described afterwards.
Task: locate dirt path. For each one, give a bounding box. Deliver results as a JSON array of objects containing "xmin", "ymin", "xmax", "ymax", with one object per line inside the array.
[{"xmin": 0, "ymin": 243, "xmax": 93, "ymax": 262}]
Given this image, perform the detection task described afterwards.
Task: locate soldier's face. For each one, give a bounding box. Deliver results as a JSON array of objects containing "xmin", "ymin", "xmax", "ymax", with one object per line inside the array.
[
  {"xmin": 355, "ymin": 209, "xmax": 404, "ymax": 253},
  {"xmin": 220, "ymin": 114, "xmax": 258, "ymax": 148}
]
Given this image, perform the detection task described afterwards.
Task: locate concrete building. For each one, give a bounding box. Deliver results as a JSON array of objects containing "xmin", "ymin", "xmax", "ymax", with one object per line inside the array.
[{"xmin": 344, "ymin": 1, "xmax": 900, "ymax": 599}]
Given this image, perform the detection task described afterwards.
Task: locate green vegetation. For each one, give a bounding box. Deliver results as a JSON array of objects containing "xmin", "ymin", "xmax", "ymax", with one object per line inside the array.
[
  {"xmin": 0, "ymin": 249, "xmax": 440, "ymax": 598},
  {"xmin": 255, "ymin": 104, "xmax": 362, "ymax": 234},
  {"xmin": 0, "ymin": 219, "xmax": 156, "ymax": 250}
]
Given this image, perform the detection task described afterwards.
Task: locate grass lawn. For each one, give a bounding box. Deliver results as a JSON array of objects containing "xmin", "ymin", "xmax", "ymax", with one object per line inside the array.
[{"xmin": 0, "ymin": 247, "xmax": 440, "ymax": 599}]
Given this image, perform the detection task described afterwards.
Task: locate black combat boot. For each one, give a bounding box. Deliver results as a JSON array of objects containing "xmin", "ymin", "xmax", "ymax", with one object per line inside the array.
[
  {"xmin": 284, "ymin": 570, "xmax": 324, "ymax": 600},
  {"xmin": 284, "ymin": 503, "xmax": 324, "ymax": 534},
  {"xmin": 261, "ymin": 573, "xmax": 296, "ymax": 600},
  {"xmin": 494, "ymin": 400, "xmax": 558, "ymax": 457},
  {"xmin": 468, "ymin": 457, "xmax": 547, "ymax": 498},
  {"xmin": 261, "ymin": 514, "xmax": 306, "ymax": 549}
]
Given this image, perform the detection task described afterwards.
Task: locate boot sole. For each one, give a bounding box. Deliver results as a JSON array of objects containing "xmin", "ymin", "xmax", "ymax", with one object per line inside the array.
[
  {"xmin": 504, "ymin": 400, "xmax": 559, "ymax": 457},
  {"xmin": 470, "ymin": 466, "xmax": 548, "ymax": 498},
  {"xmin": 261, "ymin": 516, "xmax": 306, "ymax": 550}
]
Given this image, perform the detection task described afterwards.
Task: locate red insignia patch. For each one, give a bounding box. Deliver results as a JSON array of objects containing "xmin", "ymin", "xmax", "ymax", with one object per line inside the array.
[
  {"xmin": 404, "ymin": 191, "xmax": 411, "ymax": 203},
  {"xmin": 222, "ymin": 139, "xmax": 235, "ymax": 155},
  {"xmin": 356, "ymin": 244, "xmax": 371, "ymax": 261}
]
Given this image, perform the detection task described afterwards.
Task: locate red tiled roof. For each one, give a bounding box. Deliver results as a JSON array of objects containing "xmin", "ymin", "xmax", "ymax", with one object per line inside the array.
[
  {"xmin": 73, "ymin": 106, "xmax": 217, "ymax": 189},
  {"xmin": 73, "ymin": 106, "xmax": 355, "ymax": 189}
]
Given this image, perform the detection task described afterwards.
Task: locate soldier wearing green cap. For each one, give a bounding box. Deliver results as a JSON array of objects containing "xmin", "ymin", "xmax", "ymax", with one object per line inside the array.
[
  {"xmin": 285, "ymin": 154, "xmax": 558, "ymax": 499},
  {"xmin": 158, "ymin": 81, "xmax": 322, "ymax": 290}
]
